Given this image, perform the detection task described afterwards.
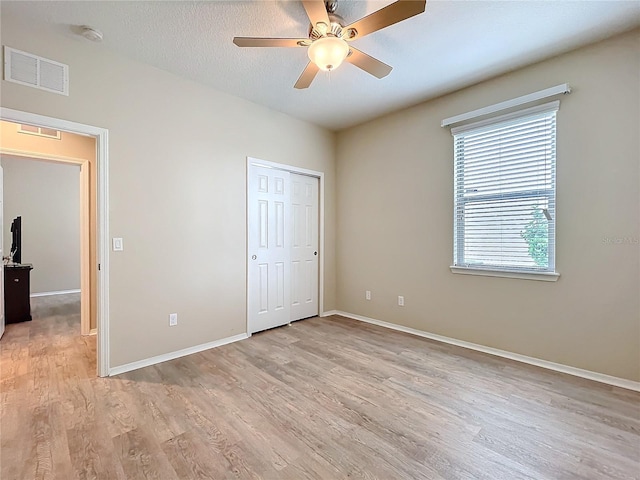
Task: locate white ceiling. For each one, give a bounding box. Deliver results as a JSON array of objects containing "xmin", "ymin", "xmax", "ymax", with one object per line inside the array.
[{"xmin": 3, "ymin": 1, "xmax": 640, "ymax": 131}]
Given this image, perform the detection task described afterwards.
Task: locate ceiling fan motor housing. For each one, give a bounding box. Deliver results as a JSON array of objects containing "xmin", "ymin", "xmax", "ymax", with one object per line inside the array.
[{"xmin": 309, "ymin": 13, "xmax": 356, "ymax": 41}]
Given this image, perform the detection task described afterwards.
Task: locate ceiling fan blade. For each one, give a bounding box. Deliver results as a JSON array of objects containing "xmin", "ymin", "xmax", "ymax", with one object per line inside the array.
[
  {"xmin": 233, "ymin": 37, "xmax": 307, "ymax": 48},
  {"xmin": 344, "ymin": 0, "xmax": 426, "ymax": 39},
  {"xmin": 294, "ymin": 62, "xmax": 320, "ymax": 89},
  {"xmin": 302, "ymin": 0, "xmax": 331, "ymax": 28},
  {"xmin": 346, "ymin": 47, "xmax": 392, "ymax": 78}
]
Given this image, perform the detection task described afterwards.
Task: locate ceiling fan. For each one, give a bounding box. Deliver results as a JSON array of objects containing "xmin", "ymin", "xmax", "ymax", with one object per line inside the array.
[{"xmin": 233, "ymin": 0, "xmax": 427, "ymax": 89}]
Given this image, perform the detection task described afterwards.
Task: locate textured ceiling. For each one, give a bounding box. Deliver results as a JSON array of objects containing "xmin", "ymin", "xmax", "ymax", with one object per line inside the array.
[{"xmin": 3, "ymin": 1, "xmax": 640, "ymax": 131}]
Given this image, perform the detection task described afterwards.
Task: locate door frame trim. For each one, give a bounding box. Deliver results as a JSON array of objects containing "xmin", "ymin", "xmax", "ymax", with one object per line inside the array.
[
  {"xmin": 246, "ymin": 157, "xmax": 325, "ymax": 336},
  {"xmin": 1, "ymin": 107, "xmax": 110, "ymax": 377}
]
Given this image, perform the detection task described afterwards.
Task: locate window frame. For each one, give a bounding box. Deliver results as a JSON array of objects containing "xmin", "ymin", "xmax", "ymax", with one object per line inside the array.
[{"xmin": 450, "ymin": 102, "xmax": 560, "ymax": 282}]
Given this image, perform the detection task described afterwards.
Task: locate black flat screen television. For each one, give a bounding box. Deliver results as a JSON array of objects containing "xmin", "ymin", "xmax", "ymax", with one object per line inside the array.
[{"xmin": 10, "ymin": 216, "xmax": 21, "ymax": 264}]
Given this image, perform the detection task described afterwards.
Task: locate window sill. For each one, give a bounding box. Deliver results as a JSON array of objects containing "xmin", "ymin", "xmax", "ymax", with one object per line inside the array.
[{"xmin": 450, "ymin": 266, "xmax": 560, "ymax": 282}]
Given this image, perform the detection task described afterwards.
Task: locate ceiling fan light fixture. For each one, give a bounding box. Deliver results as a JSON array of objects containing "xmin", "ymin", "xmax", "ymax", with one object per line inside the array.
[{"xmin": 307, "ymin": 36, "xmax": 349, "ymax": 72}]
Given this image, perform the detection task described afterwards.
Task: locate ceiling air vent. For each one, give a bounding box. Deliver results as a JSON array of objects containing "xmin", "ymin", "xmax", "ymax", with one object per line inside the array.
[{"xmin": 3, "ymin": 46, "xmax": 69, "ymax": 96}]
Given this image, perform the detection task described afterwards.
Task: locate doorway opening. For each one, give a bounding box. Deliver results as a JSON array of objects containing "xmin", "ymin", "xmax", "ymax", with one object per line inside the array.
[
  {"xmin": 0, "ymin": 108, "xmax": 109, "ymax": 376},
  {"xmin": 1, "ymin": 123, "xmax": 95, "ymax": 337},
  {"xmin": 1, "ymin": 122, "xmax": 96, "ymax": 369}
]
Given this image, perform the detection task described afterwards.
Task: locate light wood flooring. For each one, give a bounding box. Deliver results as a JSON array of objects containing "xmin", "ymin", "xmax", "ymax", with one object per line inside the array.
[{"xmin": 1, "ymin": 294, "xmax": 639, "ymax": 479}]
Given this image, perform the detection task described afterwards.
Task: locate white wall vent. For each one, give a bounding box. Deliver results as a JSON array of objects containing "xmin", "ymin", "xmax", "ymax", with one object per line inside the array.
[
  {"xmin": 3, "ymin": 46, "xmax": 69, "ymax": 96},
  {"xmin": 18, "ymin": 124, "xmax": 61, "ymax": 139}
]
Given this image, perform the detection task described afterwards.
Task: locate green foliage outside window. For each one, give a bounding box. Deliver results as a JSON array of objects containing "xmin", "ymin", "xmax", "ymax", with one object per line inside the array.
[{"xmin": 521, "ymin": 207, "xmax": 548, "ymax": 267}]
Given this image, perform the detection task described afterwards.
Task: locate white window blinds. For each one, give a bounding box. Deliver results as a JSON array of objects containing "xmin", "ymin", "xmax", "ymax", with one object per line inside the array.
[{"xmin": 452, "ymin": 101, "xmax": 558, "ymax": 273}]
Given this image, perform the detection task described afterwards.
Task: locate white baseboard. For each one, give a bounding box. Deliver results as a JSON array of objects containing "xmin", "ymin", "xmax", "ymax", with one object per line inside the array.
[
  {"xmin": 109, "ymin": 332, "xmax": 249, "ymax": 376},
  {"xmin": 320, "ymin": 309, "xmax": 338, "ymax": 317},
  {"xmin": 30, "ymin": 289, "xmax": 81, "ymax": 298},
  {"xmin": 333, "ymin": 311, "xmax": 640, "ymax": 392}
]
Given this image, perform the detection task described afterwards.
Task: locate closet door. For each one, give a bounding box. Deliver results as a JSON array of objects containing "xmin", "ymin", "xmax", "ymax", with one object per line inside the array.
[
  {"xmin": 290, "ymin": 173, "xmax": 319, "ymax": 321},
  {"xmin": 247, "ymin": 165, "xmax": 291, "ymax": 334}
]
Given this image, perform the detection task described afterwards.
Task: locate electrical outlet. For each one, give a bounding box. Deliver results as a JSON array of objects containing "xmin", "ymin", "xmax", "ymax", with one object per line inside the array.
[
  {"xmin": 365, "ymin": 290, "xmax": 371, "ymax": 300},
  {"xmin": 398, "ymin": 296, "xmax": 405, "ymax": 307},
  {"xmin": 112, "ymin": 237, "xmax": 123, "ymax": 251},
  {"xmin": 169, "ymin": 313, "xmax": 178, "ymax": 326}
]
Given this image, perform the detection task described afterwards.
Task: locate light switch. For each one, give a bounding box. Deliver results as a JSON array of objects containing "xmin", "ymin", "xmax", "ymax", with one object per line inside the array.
[{"xmin": 112, "ymin": 237, "xmax": 123, "ymax": 251}]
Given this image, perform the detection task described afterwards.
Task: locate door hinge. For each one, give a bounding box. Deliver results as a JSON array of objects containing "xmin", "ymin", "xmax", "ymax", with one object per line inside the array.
[{"xmin": 98, "ymin": 263, "xmax": 101, "ymax": 271}]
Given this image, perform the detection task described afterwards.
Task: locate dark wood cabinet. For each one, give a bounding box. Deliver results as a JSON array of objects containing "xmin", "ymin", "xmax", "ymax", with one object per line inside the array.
[{"xmin": 4, "ymin": 264, "xmax": 33, "ymax": 324}]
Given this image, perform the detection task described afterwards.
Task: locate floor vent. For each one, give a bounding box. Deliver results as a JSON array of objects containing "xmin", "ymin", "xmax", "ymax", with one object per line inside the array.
[{"xmin": 3, "ymin": 46, "xmax": 69, "ymax": 96}]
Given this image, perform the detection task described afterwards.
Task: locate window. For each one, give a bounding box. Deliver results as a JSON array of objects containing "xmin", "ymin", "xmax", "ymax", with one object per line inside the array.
[{"xmin": 452, "ymin": 102, "xmax": 558, "ymax": 280}]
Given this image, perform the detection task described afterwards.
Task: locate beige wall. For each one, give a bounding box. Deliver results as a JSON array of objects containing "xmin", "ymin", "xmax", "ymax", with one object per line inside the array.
[
  {"xmin": 1, "ymin": 12, "xmax": 337, "ymax": 367},
  {"xmin": 336, "ymin": 30, "xmax": 640, "ymax": 382},
  {"xmin": 2, "ymin": 156, "xmax": 80, "ymax": 293}
]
